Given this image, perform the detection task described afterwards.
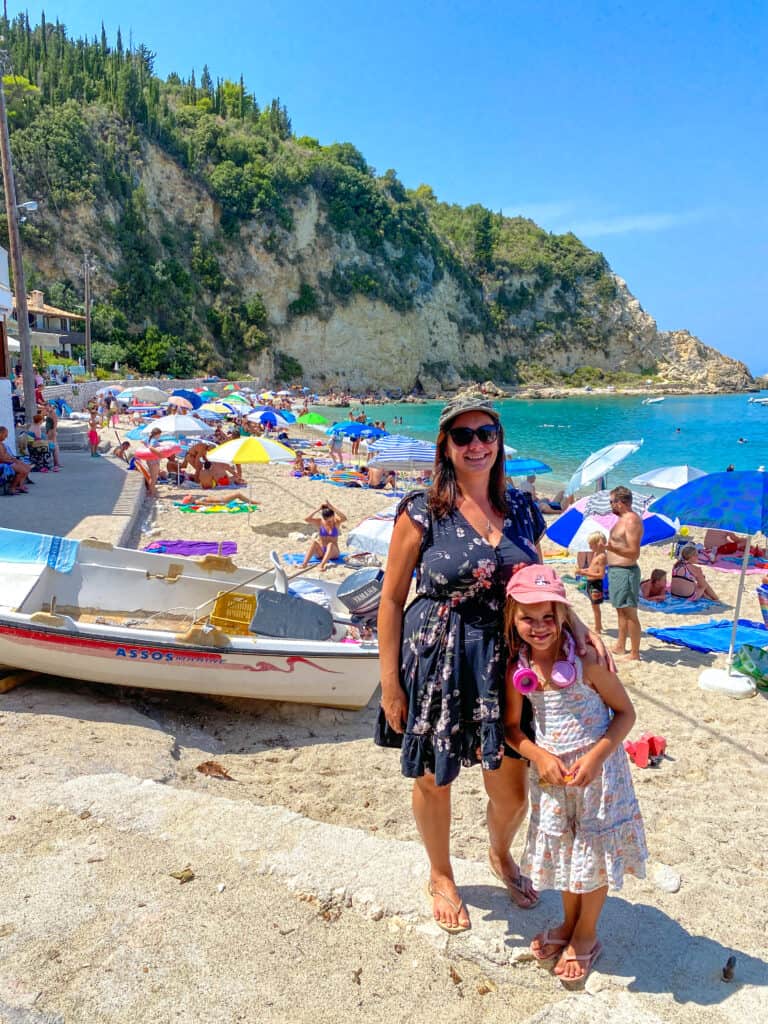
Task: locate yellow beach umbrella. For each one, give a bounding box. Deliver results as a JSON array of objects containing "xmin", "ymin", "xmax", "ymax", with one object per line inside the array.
[
  {"xmin": 200, "ymin": 402, "xmax": 233, "ymax": 415},
  {"xmin": 207, "ymin": 436, "xmax": 296, "ymax": 464}
]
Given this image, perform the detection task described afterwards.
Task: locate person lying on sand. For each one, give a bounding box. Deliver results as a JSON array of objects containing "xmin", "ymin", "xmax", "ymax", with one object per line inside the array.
[
  {"xmin": 180, "ymin": 491, "xmax": 250, "ymax": 505},
  {"xmin": 640, "ymin": 569, "xmax": 668, "ymax": 602}
]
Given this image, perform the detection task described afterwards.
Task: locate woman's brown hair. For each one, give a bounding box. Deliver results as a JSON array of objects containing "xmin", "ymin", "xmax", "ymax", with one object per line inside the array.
[{"xmin": 427, "ymin": 414, "xmax": 507, "ymax": 519}]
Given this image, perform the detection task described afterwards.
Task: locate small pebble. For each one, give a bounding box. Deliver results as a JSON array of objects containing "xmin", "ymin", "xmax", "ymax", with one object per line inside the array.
[{"xmin": 217, "ymin": 883, "xmax": 226, "ymax": 893}]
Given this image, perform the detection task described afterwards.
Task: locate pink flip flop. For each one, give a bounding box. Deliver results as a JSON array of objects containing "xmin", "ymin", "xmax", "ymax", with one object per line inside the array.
[
  {"xmin": 530, "ymin": 930, "xmax": 568, "ymax": 963},
  {"xmin": 558, "ymin": 940, "xmax": 603, "ymax": 986}
]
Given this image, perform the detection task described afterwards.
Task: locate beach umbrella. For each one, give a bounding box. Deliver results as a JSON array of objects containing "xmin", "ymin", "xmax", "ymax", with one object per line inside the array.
[
  {"xmin": 503, "ymin": 444, "xmax": 519, "ymax": 457},
  {"xmin": 116, "ymin": 385, "xmax": 168, "ymax": 404},
  {"xmin": 367, "ymin": 436, "xmax": 436, "ymax": 470},
  {"xmin": 139, "ymin": 414, "xmax": 209, "ymax": 438},
  {"xmin": 165, "ymin": 395, "xmax": 194, "ymax": 410},
  {"xmin": 546, "ymin": 491, "xmax": 676, "ymax": 552},
  {"xmin": 505, "ymin": 457, "xmax": 552, "ymax": 476},
  {"xmin": 134, "ymin": 442, "xmax": 182, "ymax": 461},
  {"xmin": 248, "ymin": 409, "xmax": 291, "ymax": 427},
  {"xmin": 200, "ymin": 402, "xmax": 234, "ymax": 415},
  {"xmin": 195, "ymin": 409, "xmax": 224, "ymax": 422},
  {"xmin": 96, "ymin": 385, "xmax": 121, "ymax": 397},
  {"xmin": 566, "ymin": 439, "xmax": 643, "ymax": 495},
  {"xmin": 297, "ymin": 412, "xmax": 329, "ymax": 426},
  {"xmin": 206, "ymin": 436, "xmax": 296, "ymax": 465},
  {"xmin": 348, "ymin": 504, "xmax": 399, "ymax": 557},
  {"xmin": 223, "ymin": 383, "xmax": 237, "ymax": 392},
  {"xmin": 198, "ymin": 389, "xmax": 218, "ymax": 400},
  {"xmin": 277, "ymin": 389, "xmax": 294, "ymax": 396},
  {"xmin": 278, "ymin": 409, "xmax": 296, "ymax": 423},
  {"xmin": 171, "ymin": 388, "xmax": 203, "ymax": 409},
  {"xmin": 651, "ymin": 471, "xmax": 768, "ymax": 695},
  {"xmin": 629, "ymin": 465, "xmax": 707, "ymax": 490}
]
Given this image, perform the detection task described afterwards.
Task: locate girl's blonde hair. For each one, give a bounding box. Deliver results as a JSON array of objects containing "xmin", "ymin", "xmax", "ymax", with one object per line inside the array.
[{"xmin": 503, "ymin": 595, "xmax": 570, "ymax": 660}]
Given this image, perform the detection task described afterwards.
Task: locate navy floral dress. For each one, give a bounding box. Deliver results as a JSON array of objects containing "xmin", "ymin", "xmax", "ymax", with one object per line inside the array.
[{"xmin": 395, "ymin": 488, "xmax": 545, "ymax": 787}]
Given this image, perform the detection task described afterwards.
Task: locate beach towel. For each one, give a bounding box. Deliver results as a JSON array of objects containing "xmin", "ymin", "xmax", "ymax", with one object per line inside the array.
[
  {"xmin": 646, "ymin": 618, "xmax": 768, "ymax": 654},
  {"xmin": 282, "ymin": 552, "xmax": 352, "ymax": 566},
  {"xmin": 143, "ymin": 540, "xmax": 238, "ymax": 557},
  {"xmin": 0, "ymin": 527, "xmax": 79, "ymax": 573},
  {"xmin": 173, "ymin": 501, "xmax": 260, "ymax": 514},
  {"xmin": 639, "ymin": 594, "xmax": 727, "ymax": 614},
  {"xmin": 709, "ymin": 556, "xmax": 768, "ymax": 574}
]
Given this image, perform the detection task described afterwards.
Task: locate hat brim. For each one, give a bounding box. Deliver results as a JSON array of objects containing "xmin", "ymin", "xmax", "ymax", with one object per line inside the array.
[{"xmin": 507, "ymin": 588, "xmax": 571, "ymax": 605}]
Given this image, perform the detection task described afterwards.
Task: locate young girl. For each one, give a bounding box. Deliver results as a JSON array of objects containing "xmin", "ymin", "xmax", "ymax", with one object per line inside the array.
[
  {"xmin": 504, "ymin": 565, "xmax": 647, "ymax": 985},
  {"xmin": 88, "ymin": 419, "xmax": 100, "ymax": 457}
]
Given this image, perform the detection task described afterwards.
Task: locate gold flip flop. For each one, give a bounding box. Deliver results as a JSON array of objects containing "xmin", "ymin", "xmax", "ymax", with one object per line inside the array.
[{"xmin": 425, "ymin": 881, "xmax": 471, "ymax": 934}]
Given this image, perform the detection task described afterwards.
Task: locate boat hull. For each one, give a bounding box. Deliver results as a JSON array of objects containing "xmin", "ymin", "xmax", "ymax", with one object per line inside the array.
[{"xmin": 0, "ymin": 619, "xmax": 379, "ymax": 710}]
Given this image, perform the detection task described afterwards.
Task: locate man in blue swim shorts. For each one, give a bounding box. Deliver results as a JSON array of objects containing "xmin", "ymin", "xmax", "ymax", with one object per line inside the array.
[{"xmin": 605, "ymin": 485, "xmax": 643, "ymax": 661}]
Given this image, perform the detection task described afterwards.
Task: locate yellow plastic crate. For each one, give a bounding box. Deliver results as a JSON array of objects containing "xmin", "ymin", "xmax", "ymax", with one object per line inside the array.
[{"xmin": 210, "ymin": 591, "xmax": 257, "ymax": 635}]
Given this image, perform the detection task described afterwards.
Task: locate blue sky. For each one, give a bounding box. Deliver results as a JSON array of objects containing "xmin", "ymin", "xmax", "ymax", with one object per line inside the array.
[{"xmin": 9, "ymin": 1, "xmax": 768, "ymax": 373}]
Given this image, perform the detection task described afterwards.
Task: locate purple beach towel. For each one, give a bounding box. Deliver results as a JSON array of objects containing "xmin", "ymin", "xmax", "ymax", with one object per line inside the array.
[{"xmin": 143, "ymin": 540, "xmax": 238, "ymax": 557}]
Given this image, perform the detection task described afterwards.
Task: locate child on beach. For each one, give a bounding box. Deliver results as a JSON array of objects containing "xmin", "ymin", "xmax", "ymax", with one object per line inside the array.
[
  {"xmin": 88, "ymin": 421, "xmax": 100, "ymax": 457},
  {"xmin": 503, "ymin": 565, "xmax": 646, "ymax": 985},
  {"xmin": 640, "ymin": 568, "xmax": 668, "ymax": 602},
  {"xmin": 577, "ymin": 532, "xmax": 607, "ymax": 632}
]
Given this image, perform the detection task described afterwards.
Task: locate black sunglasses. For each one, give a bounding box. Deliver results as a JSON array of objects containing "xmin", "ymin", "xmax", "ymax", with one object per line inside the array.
[{"xmin": 448, "ymin": 424, "xmax": 500, "ymax": 446}]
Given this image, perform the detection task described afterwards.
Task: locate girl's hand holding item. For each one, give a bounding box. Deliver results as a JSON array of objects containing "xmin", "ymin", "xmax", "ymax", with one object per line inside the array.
[
  {"xmin": 565, "ymin": 749, "xmax": 605, "ymax": 787},
  {"xmin": 535, "ymin": 751, "xmax": 570, "ymax": 786}
]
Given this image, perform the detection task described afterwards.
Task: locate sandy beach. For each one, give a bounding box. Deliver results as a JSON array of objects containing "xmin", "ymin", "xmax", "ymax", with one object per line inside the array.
[{"xmin": 1, "ymin": 447, "xmax": 767, "ymax": 1022}]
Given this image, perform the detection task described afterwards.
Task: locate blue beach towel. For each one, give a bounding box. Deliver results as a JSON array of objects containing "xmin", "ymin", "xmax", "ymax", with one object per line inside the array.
[
  {"xmin": 639, "ymin": 595, "xmax": 728, "ymax": 615},
  {"xmin": 282, "ymin": 552, "xmax": 351, "ymax": 566},
  {"xmin": 0, "ymin": 527, "xmax": 79, "ymax": 573},
  {"xmin": 646, "ymin": 618, "xmax": 768, "ymax": 654}
]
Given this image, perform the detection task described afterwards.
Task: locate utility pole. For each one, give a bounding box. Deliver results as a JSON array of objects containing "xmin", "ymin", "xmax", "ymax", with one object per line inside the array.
[
  {"xmin": 83, "ymin": 251, "xmax": 93, "ymax": 374},
  {"xmin": 0, "ymin": 49, "xmax": 35, "ymax": 420}
]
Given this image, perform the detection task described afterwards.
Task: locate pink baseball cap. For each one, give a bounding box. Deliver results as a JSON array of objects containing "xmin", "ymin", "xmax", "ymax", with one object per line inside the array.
[{"xmin": 505, "ymin": 564, "xmax": 571, "ymax": 605}]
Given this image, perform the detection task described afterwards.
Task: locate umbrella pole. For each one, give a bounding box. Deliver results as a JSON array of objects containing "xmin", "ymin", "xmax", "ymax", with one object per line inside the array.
[{"xmin": 725, "ymin": 538, "xmax": 753, "ymax": 674}]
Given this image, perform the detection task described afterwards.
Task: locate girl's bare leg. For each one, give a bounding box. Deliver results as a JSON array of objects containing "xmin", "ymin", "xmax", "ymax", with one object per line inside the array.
[
  {"xmin": 532, "ymin": 890, "xmax": 580, "ymax": 959},
  {"xmin": 554, "ymin": 885, "xmax": 608, "ymax": 980}
]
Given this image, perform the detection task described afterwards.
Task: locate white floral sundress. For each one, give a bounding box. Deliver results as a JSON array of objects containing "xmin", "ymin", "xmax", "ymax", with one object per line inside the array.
[{"xmin": 521, "ymin": 657, "xmax": 648, "ymax": 893}]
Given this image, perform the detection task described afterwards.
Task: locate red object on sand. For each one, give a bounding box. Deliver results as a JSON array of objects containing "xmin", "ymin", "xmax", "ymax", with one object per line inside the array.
[{"xmin": 640, "ymin": 732, "xmax": 667, "ymax": 757}]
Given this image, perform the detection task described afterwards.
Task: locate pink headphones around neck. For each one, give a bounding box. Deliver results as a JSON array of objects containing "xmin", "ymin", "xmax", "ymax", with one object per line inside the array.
[{"xmin": 512, "ymin": 631, "xmax": 577, "ymax": 694}]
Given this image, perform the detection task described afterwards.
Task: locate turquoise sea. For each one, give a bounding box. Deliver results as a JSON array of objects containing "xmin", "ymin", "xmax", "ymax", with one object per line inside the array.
[{"xmin": 317, "ymin": 392, "xmax": 768, "ymax": 493}]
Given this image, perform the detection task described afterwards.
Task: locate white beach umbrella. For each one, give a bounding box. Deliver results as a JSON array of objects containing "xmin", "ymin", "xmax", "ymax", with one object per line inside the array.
[
  {"xmin": 367, "ymin": 436, "xmax": 436, "ymax": 470},
  {"xmin": 566, "ymin": 439, "xmax": 643, "ymax": 495},
  {"xmin": 116, "ymin": 385, "xmax": 168, "ymax": 404},
  {"xmin": 140, "ymin": 414, "xmax": 209, "ymax": 437},
  {"xmin": 347, "ymin": 504, "xmax": 399, "ymax": 557},
  {"xmin": 630, "ymin": 465, "xmax": 708, "ymax": 490}
]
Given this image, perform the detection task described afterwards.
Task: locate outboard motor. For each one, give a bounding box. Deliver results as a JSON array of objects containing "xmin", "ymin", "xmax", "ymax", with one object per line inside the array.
[{"xmin": 336, "ymin": 568, "xmax": 384, "ymax": 626}]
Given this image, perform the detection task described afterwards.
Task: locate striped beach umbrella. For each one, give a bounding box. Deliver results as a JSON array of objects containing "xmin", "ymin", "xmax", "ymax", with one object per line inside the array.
[{"xmin": 367, "ymin": 435, "xmax": 436, "ymax": 470}]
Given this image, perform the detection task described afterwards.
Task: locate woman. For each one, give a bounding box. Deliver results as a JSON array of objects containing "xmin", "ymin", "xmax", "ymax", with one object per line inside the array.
[
  {"xmin": 670, "ymin": 543, "xmax": 720, "ymax": 601},
  {"xmin": 378, "ymin": 397, "xmax": 600, "ymax": 934},
  {"xmin": 301, "ymin": 501, "xmax": 346, "ymax": 570},
  {"xmin": 0, "ymin": 425, "xmax": 32, "ymax": 494}
]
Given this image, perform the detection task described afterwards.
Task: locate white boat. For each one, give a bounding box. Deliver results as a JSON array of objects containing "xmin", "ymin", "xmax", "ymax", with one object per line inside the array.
[
  {"xmin": 747, "ymin": 396, "xmax": 768, "ymax": 405},
  {"xmin": 0, "ymin": 528, "xmax": 381, "ymax": 709},
  {"xmin": 641, "ymin": 396, "xmax": 665, "ymax": 405}
]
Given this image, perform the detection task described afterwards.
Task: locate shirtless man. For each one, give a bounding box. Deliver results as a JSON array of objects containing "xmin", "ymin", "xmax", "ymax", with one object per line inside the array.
[{"xmin": 605, "ymin": 485, "xmax": 643, "ymax": 660}]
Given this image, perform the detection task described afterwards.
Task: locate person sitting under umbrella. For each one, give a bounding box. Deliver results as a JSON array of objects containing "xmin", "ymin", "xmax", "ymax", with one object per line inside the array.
[{"xmin": 670, "ymin": 544, "xmax": 720, "ymax": 602}]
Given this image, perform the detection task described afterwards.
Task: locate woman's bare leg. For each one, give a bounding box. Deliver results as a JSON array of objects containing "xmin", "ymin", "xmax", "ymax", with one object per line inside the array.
[
  {"xmin": 301, "ymin": 539, "xmax": 323, "ymax": 567},
  {"xmin": 319, "ymin": 541, "xmax": 340, "ymax": 571},
  {"xmin": 412, "ymin": 775, "xmax": 470, "ymax": 930},
  {"xmin": 483, "ymin": 756, "xmax": 538, "ymax": 906}
]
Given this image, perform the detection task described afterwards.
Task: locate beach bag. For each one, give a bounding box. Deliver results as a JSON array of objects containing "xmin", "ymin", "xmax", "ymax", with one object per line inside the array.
[{"xmin": 731, "ymin": 644, "xmax": 768, "ymax": 690}]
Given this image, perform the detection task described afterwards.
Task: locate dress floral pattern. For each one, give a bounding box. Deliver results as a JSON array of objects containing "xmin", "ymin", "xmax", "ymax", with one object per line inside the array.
[
  {"xmin": 396, "ymin": 488, "xmax": 545, "ymax": 786},
  {"xmin": 521, "ymin": 656, "xmax": 648, "ymax": 893}
]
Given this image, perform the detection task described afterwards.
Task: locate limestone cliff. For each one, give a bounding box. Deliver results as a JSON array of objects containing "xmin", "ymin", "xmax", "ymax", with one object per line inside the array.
[{"xmin": 25, "ymin": 138, "xmax": 753, "ymax": 394}]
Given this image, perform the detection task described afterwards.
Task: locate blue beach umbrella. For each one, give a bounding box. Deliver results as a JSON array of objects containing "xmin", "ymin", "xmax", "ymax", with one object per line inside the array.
[
  {"xmin": 367, "ymin": 436, "xmax": 436, "ymax": 469},
  {"xmin": 651, "ymin": 471, "xmax": 768, "ymax": 692},
  {"xmin": 505, "ymin": 457, "xmax": 552, "ymax": 476},
  {"xmin": 171, "ymin": 388, "xmax": 202, "ymax": 409},
  {"xmin": 546, "ymin": 491, "xmax": 674, "ymax": 551}
]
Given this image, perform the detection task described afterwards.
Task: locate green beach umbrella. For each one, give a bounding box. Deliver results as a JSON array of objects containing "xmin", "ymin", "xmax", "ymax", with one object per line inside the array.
[{"xmin": 297, "ymin": 412, "xmax": 329, "ymax": 425}]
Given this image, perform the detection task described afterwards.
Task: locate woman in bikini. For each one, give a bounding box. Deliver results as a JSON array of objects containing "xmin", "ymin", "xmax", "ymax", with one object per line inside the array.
[
  {"xmin": 670, "ymin": 544, "xmax": 720, "ymax": 601},
  {"xmin": 302, "ymin": 501, "xmax": 346, "ymax": 570}
]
